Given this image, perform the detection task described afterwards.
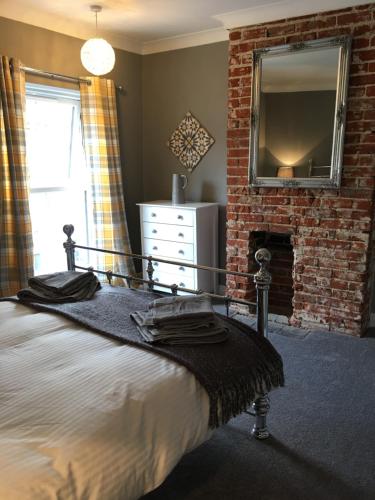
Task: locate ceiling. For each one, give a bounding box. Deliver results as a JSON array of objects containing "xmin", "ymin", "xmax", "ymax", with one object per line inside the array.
[{"xmin": 0, "ymin": 0, "xmax": 369, "ymax": 54}]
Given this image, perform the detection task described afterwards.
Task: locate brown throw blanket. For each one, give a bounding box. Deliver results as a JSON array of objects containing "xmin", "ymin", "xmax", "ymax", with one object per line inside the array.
[
  {"xmin": 3, "ymin": 286, "xmax": 284, "ymax": 428},
  {"xmin": 17, "ymin": 271, "xmax": 101, "ymax": 303}
]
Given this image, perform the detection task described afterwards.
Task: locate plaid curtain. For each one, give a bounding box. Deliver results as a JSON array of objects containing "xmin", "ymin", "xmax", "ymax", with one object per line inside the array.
[
  {"xmin": 79, "ymin": 77, "xmax": 134, "ymax": 281},
  {"xmin": 0, "ymin": 57, "xmax": 33, "ymax": 296}
]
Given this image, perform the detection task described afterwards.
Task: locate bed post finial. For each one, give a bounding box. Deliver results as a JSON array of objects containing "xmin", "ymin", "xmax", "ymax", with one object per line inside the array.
[
  {"xmin": 106, "ymin": 270, "xmax": 113, "ymax": 285},
  {"xmin": 63, "ymin": 224, "xmax": 76, "ymax": 271},
  {"xmin": 254, "ymin": 248, "xmax": 271, "ymax": 338}
]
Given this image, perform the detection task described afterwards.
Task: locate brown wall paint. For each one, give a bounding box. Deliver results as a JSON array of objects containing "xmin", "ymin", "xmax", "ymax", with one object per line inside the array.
[
  {"xmin": 142, "ymin": 42, "xmax": 229, "ymax": 271},
  {"xmin": 0, "ymin": 16, "xmax": 143, "ymax": 253},
  {"xmin": 0, "ymin": 16, "xmax": 229, "ymax": 272}
]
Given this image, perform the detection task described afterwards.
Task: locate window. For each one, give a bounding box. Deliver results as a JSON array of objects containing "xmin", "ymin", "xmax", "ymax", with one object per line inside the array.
[{"xmin": 25, "ymin": 84, "xmax": 92, "ymax": 274}]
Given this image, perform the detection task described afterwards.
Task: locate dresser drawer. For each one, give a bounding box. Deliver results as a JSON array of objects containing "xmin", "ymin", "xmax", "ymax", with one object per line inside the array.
[
  {"xmin": 143, "ymin": 238, "xmax": 194, "ymax": 261},
  {"xmin": 153, "ymin": 271, "xmax": 195, "ymax": 291},
  {"xmin": 143, "ymin": 222, "xmax": 194, "ymax": 244},
  {"xmin": 143, "ymin": 205, "xmax": 194, "ymax": 226},
  {"xmin": 151, "ymin": 260, "xmax": 195, "ymax": 279}
]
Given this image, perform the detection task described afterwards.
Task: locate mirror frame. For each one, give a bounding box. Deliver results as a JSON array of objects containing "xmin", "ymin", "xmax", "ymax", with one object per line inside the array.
[{"xmin": 249, "ymin": 36, "xmax": 352, "ymax": 189}]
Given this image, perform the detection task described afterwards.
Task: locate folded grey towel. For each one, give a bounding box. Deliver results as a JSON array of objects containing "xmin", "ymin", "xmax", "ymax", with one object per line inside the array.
[
  {"xmin": 28, "ymin": 271, "xmax": 98, "ymax": 294},
  {"xmin": 130, "ymin": 310, "xmax": 228, "ymax": 345},
  {"xmin": 144, "ymin": 294, "xmax": 215, "ymax": 326},
  {"xmin": 154, "ymin": 319, "xmax": 220, "ymax": 332},
  {"xmin": 17, "ymin": 271, "xmax": 101, "ymax": 303}
]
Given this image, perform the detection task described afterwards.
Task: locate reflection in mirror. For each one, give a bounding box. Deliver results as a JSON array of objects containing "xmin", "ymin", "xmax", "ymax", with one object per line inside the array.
[
  {"xmin": 259, "ymin": 47, "xmax": 339, "ymax": 178},
  {"xmin": 250, "ymin": 37, "xmax": 351, "ymax": 188}
]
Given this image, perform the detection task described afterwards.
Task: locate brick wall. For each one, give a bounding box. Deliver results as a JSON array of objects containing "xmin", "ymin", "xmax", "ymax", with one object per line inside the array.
[{"xmin": 226, "ymin": 3, "xmax": 375, "ymax": 336}]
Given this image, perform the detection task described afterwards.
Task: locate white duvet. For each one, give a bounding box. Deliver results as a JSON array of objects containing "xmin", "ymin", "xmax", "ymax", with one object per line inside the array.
[{"xmin": 0, "ymin": 301, "xmax": 211, "ymax": 500}]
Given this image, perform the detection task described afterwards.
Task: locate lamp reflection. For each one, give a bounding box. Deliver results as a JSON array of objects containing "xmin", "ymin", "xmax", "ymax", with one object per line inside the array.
[{"xmin": 277, "ymin": 166, "xmax": 294, "ymax": 178}]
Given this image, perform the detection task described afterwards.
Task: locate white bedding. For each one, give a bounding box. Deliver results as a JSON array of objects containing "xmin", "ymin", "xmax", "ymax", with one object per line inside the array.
[{"xmin": 0, "ymin": 301, "xmax": 211, "ymax": 500}]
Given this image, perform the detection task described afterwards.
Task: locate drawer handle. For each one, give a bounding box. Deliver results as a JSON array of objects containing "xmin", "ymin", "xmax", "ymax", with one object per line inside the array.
[
  {"xmin": 178, "ymin": 266, "xmax": 185, "ymax": 271},
  {"xmin": 152, "ymin": 229, "xmax": 157, "ymax": 234},
  {"xmin": 179, "ymin": 282, "xmax": 186, "ymax": 287},
  {"xmin": 177, "ymin": 215, "xmax": 184, "ymax": 220},
  {"xmin": 153, "ymin": 246, "xmax": 158, "ymax": 251},
  {"xmin": 178, "ymin": 232, "xmax": 184, "ymax": 238},
  {"xmin": 151, "ymin": 212, "xmax": 157, "ymax": 217},
  {"xmin": 178, "ymin": 250, "xmax": 184, "ymax": 255}
]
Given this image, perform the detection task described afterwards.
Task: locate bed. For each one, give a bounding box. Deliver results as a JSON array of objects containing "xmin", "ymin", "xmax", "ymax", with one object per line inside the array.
[{"xmin": 0, "ymin": 224, "xmax": 282, "ymax": 500}]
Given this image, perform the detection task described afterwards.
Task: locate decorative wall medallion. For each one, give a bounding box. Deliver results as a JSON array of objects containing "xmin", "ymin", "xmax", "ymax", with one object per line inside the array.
[{"xmin": 167, "ymin": 112, "xmax": 215, "ymax": 172}]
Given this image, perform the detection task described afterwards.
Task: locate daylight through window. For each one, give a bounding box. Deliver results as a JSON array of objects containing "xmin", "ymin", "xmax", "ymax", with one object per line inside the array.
[{"xmin": 25, "ymin": 83, "xmax": 92, "ymax": 274}]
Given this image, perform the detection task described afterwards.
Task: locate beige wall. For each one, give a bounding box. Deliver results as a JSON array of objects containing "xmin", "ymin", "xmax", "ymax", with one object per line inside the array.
[
  {"xmin": 142, "ymin": 42, "xmax": 228, "ymax": 271},
  {"xmin": 0, "ymin": 16, "xmax": 143, "ymax": 253}
]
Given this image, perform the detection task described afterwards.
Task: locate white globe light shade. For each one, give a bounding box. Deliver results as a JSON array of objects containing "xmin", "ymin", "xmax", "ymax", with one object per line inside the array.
[{"xmin": 81, "ymin": 38, "xmax": 115, "ymax": 76}]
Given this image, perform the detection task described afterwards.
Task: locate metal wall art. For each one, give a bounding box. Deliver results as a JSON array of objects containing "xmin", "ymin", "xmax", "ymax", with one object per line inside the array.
[{"xmin": 167, "ymin": 111, "xmax": 215, "ymax": 172}]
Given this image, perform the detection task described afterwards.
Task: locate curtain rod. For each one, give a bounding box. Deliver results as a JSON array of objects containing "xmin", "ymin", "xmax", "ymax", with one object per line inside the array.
[
  {"xmin": 21, "ymin": 66, "xmax": 124, "ymax": 91},
  {"xmin": 22, "ymin": 66, "xmax": 91, "ymax": 86}
]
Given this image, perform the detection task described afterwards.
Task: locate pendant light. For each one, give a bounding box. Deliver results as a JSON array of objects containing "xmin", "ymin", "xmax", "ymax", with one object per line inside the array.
[{"xmin": 81, "ymin": 5, "xmax": 115, "ymax": 76}]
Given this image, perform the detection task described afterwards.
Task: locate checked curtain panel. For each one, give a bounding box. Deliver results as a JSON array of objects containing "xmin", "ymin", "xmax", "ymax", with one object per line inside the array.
[
  {"xmin": 0, "ymin": 57, "xmax": 34, "ymax": 296},
  {"xmin": 79, "ymin": 77, "xmax": 134, "ymax": 282},
  {"xmin": 0, "ymin": 57, "xmax": 134, "ymax": 295}
]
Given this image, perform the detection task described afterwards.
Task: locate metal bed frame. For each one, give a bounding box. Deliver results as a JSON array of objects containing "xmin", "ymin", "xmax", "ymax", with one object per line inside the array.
[{"xmin": 63, "ymin": 224, "xmax": 273, "ymax": 439}]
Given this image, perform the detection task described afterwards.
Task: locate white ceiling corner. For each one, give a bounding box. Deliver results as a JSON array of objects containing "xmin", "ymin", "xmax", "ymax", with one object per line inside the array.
[
  {"xmin": 214, "ymin": 0, "xmax": 371, "ymax": 30},
  {"xmin": 142, "ymin": 28, "xmax": 229, "ymax": 56}
]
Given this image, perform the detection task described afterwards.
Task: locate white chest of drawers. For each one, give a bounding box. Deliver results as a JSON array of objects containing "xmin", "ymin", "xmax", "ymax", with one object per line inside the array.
[{"xmin": 138, "ymin": 201, "xmax": 218, "ymax": 294}]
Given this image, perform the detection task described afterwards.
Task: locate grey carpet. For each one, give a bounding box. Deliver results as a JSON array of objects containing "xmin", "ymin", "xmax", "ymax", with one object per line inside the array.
[{"xmin": 142, "ymin": 313, "xmax": 375, "ymax": 500}]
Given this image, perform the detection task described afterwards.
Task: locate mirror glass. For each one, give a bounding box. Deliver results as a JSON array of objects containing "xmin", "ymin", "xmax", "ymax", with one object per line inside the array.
[{"xmin": 249, "ymin": 37, "xmax": 351, "ymax": 188}]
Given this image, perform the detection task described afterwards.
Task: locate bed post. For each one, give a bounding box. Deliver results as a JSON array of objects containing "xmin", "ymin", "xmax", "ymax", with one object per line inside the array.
[
  {"xmin": 63, "ymin": 224, "xmax": 76, "ymax": 271},
  {"xmin": 147, "ymin": 256, "xmax": 155, "ymax": 291},
  {"xmin": 254, "ymin": 248, "xmax": 271, "ymax": 338},
  {"xmin": 252, "ymin": 248, "xmax": 272, "ymax": 439},
  {"xmin": 251, "ymin": 394, "xmax": 271, "ymax": 440}
]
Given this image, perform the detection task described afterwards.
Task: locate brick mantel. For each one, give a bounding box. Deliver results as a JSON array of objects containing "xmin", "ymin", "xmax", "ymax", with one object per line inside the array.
[{"xmin": 226, "ymin": 3, "xmax": 375, "ymax": 336}]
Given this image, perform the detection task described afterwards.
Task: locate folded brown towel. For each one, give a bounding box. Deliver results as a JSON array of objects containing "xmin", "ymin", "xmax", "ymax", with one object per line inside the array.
[{"xmin": 17, "ymin": 271, "xmax": 101, "ymax": 303}]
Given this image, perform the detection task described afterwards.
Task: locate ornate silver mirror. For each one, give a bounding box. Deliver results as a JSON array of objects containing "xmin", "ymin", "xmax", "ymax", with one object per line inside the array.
[{"xmin": 249, "ymin": 36, "xmax": 351, "ymax": 188}]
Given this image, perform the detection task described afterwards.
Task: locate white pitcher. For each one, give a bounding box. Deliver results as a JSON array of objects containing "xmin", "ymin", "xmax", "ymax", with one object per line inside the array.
[{"xmin": 172, "ymin": 174, "xmax": 188, "ymax": 204}]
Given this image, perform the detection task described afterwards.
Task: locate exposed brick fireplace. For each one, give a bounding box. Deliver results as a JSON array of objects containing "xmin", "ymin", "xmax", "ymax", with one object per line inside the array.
[
  {"xmin": 226, "ymin": 3, "xmax": 375, "ymax": 336},
  {"xmin": 250, "ymin": 232, "xmax": 294, "ymax": 317}
]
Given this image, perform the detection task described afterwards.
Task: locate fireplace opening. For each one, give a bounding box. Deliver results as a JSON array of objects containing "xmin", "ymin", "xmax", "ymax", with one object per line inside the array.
[{"xmin": 251, "ymin": 231, "xmax": 294, "ymax": 317}]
